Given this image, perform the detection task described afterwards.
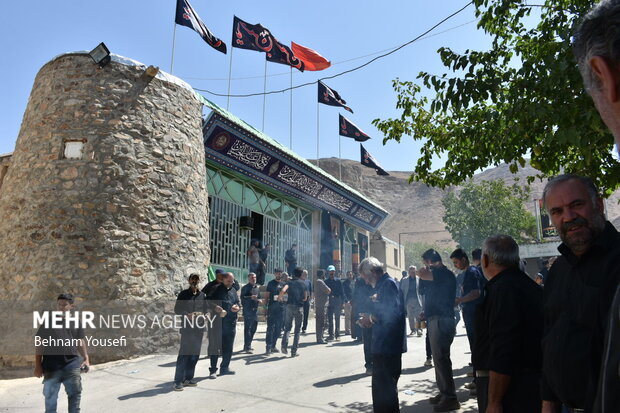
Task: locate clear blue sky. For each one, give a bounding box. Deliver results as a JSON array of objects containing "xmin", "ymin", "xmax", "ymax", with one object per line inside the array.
[{"xmin": 0, "ymin": 1, "xmax": 488, "ymax": 171}]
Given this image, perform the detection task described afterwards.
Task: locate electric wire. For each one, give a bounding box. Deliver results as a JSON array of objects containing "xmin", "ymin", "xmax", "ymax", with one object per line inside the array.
[{"xmin": 193, "ymin": 1, "xmax": 474, "ymax": 98}]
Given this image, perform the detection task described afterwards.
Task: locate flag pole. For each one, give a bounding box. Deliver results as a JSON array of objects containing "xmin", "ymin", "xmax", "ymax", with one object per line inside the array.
[
  {"xmin": 316, "ymin": 99, "xmax": 320, "ymax": 169},
  {"xmin": 339, "ymin": 134, "xmax": 342, "ymax": 181},
  {"xmin": 262, "ymin": 59, "xmax": 267, "ymax": 131},
  {"xmin": 170, "ymin": 23, "xmax": 177, "ymax": 75},
  {"xmin": 289, "ymin": 67, "xmax": 293, "ymax": 149},
  {"xmin": 226, "ymin": 47, "xmax": 234, "ymax": 110}
]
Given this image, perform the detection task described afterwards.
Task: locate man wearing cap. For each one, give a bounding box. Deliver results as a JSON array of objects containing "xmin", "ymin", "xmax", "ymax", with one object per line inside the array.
[
  {"xmin": 325, "ymin": 265, "xmax": 344, "ymax": 340},
  {"xmin": 265, "ymin": 269, "xmax": 285, "ymax": 354},
  {"xmin": 34, "ymin": 293, "xmax": 90, "ymax": 413}
]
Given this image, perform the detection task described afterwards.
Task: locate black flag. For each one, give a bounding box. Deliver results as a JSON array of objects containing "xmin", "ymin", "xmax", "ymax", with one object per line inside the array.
[
  {"xmin": 360, "ymin": 144, "xmax": 389, "ymax": 176},
  {"xmin": 339, "ymin": 114, "xmax": 370, "ymax": 142},
  {"xmin": 175, "ymin": 0, "xmax": 227, "ymax": 54},
  {"xmin": 318, "ymin": 81, "xmax": 353, "ymax": 113},
  {"xmin": 267, "ymin": 40, "xmax": 304, "ymax": 72},
  {"xmin": 232, "ymin": 16, "xmax": 276, "ymax": 53}
]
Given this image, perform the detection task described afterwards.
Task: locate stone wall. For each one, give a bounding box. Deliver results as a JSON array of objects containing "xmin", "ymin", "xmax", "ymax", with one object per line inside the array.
[{"xmin": 0, "ymin": 54, "xmax": 210, "ymax": 365}]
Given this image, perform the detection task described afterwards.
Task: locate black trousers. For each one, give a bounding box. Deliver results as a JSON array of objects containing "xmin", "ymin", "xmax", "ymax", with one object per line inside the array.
[
  {"xmin": 210, "ymin": 324, "xmax": 236, "ymax": 372},
  {"xmin": 476, "ymin": 372, "xmax": 541, "ymax": 413},
  {"xmin": 372, "ymin": 354, "xmax": 402, "ymax": 413},
  {"xmin": 243, "ymin": 316, "xmax": 258, "ymax": 350}
]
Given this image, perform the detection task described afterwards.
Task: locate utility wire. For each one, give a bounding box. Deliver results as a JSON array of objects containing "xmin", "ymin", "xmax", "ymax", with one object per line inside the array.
[
  {"xmin": 184, "ymin": 19, "xmax": 476, "ymax": 82},
  {"xmin": 193, "ymin": 1, "xmax": 473, "ymax": 98}
]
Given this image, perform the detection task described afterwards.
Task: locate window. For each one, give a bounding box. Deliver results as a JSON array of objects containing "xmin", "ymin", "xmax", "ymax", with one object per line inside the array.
[
  {"xmin": 394, "ymin": 248, "xmax": 399, "ymax": 266},
  {"xmin": 63, "ymin": 140, "xmax": 86, "ymax": 160}
]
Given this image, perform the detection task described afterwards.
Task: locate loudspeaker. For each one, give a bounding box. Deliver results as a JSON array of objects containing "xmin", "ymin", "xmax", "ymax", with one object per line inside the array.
[{"xmin": 239, "ymin": 216, "xmax": 254, "ymax": 230}]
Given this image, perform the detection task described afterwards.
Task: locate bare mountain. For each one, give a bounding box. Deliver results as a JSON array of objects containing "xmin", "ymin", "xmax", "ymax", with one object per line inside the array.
[{"xmin": 314, "ymin": 158, "xmax": 620, "ymax": 246}]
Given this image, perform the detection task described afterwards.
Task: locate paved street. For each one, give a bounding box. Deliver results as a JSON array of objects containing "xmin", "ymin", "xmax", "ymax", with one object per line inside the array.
[{"xmin": 0, "ymin": 320, "xmax": 478, "ymax": 412}]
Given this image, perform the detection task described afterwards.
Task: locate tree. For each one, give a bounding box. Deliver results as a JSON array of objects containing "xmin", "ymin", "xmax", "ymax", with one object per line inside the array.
[
  {"xmin": 373, "ymin": 0, "xmax": 620, "ymax": 194},
  {"xmin": 404, "ymin": 241, "xmax": 452, "ymax": 269},
  {"xmin": 442, "ymin": 180, "xmax": 537, "ymax": 252}
]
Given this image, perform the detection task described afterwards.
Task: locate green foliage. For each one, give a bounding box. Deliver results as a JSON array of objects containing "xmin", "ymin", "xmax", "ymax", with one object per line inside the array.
[
  {"xmin": 404, "ymin": 241, "xmax": 452, "ymax": 269},
  {"xmin": 373, "ymin": 0, "xmax": 620, "ymax": 194},
  {"xmin": 442, "ymin": 180, "xmax": 537, "ymax": 252}
]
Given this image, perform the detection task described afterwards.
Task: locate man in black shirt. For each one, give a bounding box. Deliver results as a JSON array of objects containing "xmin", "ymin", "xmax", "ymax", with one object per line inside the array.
[
  {"xmin": 301, "ymin": 269, "xmax": 313, "ymax": 334},
  {"xmin": 240, "ymin": 272, "xmax": 262, "ymax": 353},
  {"xmin": 541, "ymin": 174, "xmax": 620, "ymax": 413},
  {"xmin": 473, "ymin": 235, "xmax": 543, "ymax": 413},
  {"xmin": 173, "ymin": 273, "xmax": 207, "ymax": 390},
  {"xmin": 325, "ymin": 265, "xmax": 344, "ymax": 340},
  {"xmin": 265, "ymin": 269, "xmax": 285, "ymax": 354},
  {"xmin": 207, "ymin": 272, "xmax": 240, "ymax": 376},
  {"xmin": 34, "ymin": 293, "xmax": 89, "ymax": 413},
  {"xmin": 285, "ymin": 243, "xmax": 297, "ymax": 276},
  {"xmin": 418, "ymin": 249, "xmax": 460, "ymax": 412},
  {"xmin": 451, "ymin": 249, "xmax": 482, "ymax": 380},
  {"xmin": 279, "ymin": 267, "xmax": 308, "ymax": 357}
]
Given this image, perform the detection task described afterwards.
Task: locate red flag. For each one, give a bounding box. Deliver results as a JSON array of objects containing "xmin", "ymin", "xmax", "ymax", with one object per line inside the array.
[{"xmin": 291, "ymin": 42, "xmax": 331, "ymax": 71}]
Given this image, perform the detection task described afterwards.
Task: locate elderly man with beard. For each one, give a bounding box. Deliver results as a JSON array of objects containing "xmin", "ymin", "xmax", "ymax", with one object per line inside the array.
[
  {"xmin": 358, "ymin": 257, "xmax": 406, "ymax": 412},
  {"xmin": 541, "ymin": 174, "xmax": 620, "ymax": 413}
]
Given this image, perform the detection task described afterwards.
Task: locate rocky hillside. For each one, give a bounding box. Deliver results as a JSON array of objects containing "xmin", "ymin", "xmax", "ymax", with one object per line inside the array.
[{"xmin": 314, "ymin": 158, "xmax": 620, "ymax": 246}]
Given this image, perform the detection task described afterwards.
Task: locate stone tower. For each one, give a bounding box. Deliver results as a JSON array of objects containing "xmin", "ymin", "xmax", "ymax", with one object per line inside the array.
[{"xmin": 0, "ymin": 53, "xmax": 210, "ymax": 363}]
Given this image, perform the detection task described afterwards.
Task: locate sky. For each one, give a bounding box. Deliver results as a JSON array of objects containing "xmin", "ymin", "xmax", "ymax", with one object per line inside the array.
[{"xmin": 0, "ymin": 0, "xmax": 489, "ymax": 172}]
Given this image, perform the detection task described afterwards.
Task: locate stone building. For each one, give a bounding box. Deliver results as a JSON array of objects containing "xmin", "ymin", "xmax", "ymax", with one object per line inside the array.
[
  {"xmin": 0, "ymin": 52, "xmax": 210, "ymax": 365},
  {"xmin": 0, "ymin": 51, "xmax": 392, "ymax": 367}
]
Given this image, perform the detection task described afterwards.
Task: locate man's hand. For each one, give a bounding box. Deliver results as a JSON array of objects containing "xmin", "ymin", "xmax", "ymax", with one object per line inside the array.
[
  {"xmin": 358, "ymin": 314, "xmax": 373, "ymax": 328},
  {"xmin": 34, "ymin": 364, "xmax": 43, "ymax": 378},
  {"xmin": 231, "ymin": 304, "xmax": 240, "ymax": 313},
  {"xmin": 417, "ymin": 267, "xmax": 433, "ymax": 280},
  {"xmin": 80, "ymin": 357, "xmax": 90, "ymax": 373}
]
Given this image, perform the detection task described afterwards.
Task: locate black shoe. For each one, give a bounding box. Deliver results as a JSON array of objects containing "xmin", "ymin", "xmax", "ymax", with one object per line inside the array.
[
  {"xmin": 219, "ymin": 369, "xmax": 235, "ymax": 376},
  {"xmin": 317, "ymin": 339, "xmax": 327, "ymax": 344},
  {"xmin": 291, "ymin": 351, "xmax": 298, "ymax": 357},
  {"xmin": 271, "ymin": 347, "xmax": 280, "ymax": 353},
  {"xmin": 433, "ymin": 398, "xmax": 460, "ymax": 412},
  {"xmin": 281, "ymin": 346, "xmax": 288, "ymax": 355},
  {"xmin": 429, "ymin": 394, "xmax": 442, "ymax": 405},
  {"xmin": 365, "ymin": 368, "xmax": 372, "ymax": 375},
  {"xmin": 182, "ymin": 379, "xmax": 198, "ymax": 387},
  {"xmin": 326, "ymin": 336, "xmax": 334, "ymax": 341}
]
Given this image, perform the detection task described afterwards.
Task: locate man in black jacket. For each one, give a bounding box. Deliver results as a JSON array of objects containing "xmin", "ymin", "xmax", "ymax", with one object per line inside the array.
[
  {"xmin": 207, "ymin": 272, "xmax": 240, "ymax": 377},
  {"xmin": 240, "ymin": 272, "xmax": 262, "ymax": 353},
  {"xmin": 172, "ymin": 274, "xmax": 207, "ymax": 391},
  {"xmin": 541, "ymin": 174, "xmax": 620, "ymax": 413},
  {"xmin": 325, "ymin": 265, "xmax": 344, "ymax": 340},
  {"xmin": 474, "ymin": 235, "xmax": 543, "ymax": 413}
]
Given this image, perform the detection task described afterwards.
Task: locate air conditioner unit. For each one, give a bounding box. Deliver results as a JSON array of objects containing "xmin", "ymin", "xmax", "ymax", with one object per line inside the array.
[{"xmin": 239, "ymin": 216, "xmax": 254, "ymax": 230}]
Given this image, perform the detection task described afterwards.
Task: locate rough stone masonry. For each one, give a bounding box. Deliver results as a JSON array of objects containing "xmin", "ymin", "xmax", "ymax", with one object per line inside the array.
[{"xmin": 0, "ymin": 53, "xmax": 211, "ymax": 366}]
